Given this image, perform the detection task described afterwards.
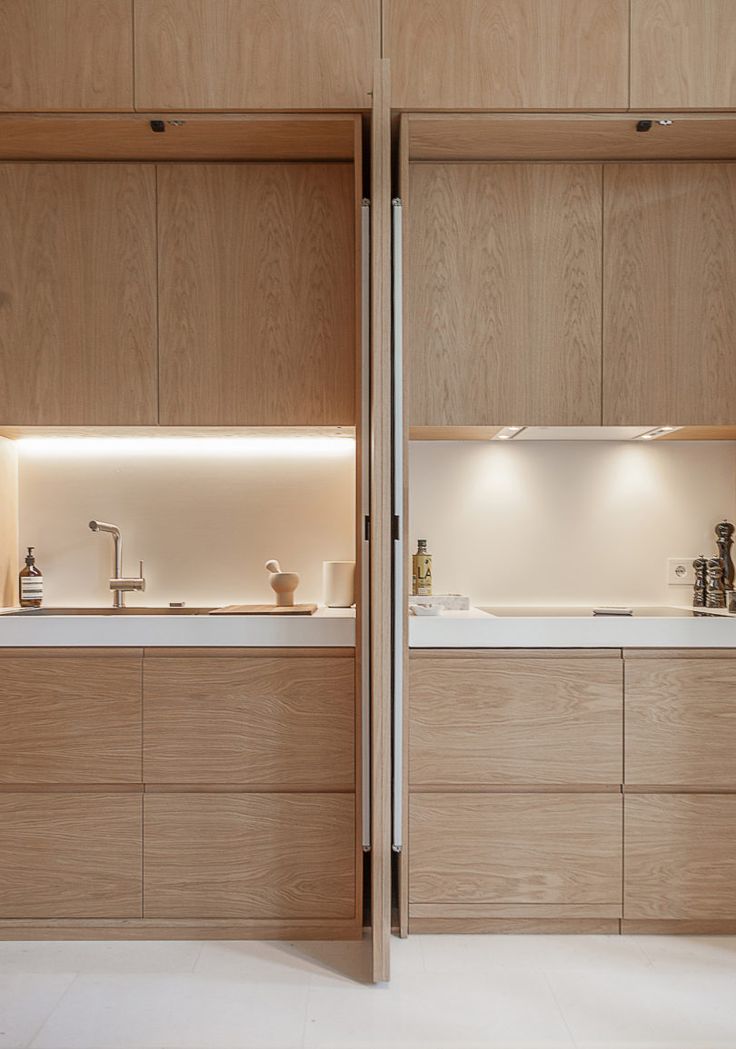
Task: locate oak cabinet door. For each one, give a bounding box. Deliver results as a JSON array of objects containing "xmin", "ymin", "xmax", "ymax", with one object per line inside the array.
[
  {"xmin": 0, "ymin": 793, "xmax": 142, "ymax": 918},
  {"xmin": 407, "ymin": 163, "xmax": 602, "ymax": 426},
  {"xmin": 603, "ymin": 164, "xmax": 736, "ymax": 425},
  {"xmin": 0, "ymin": 654, "xmax": 143, "ymax": 785},
  {"xmin": 0, "ymin": 0, "xmax": 133, "ymax": 111},
  {"xmin": 625, "ymin": 795, "xmax": 736, "ymax": 920},
  {"xmin": 631, "ymin": 0, "xmax": 736, "ymax": 109},
  {"xmin": 410, "ymin": 656, "xmax": 623, "ymax": 787},
  {"xmin": 625, "ymin": 657, "xmax": 736, "ymax": 789},
  {"xmin": 157, "ymin": 163, "xmax": 356, "ymax": 426},
  {"xmin": 410, "ymin": 793, "xmax": 623, "ymax": 909},
  {"xmin": 0, "ymin": 164, "xmax": 158, "ymax": 426},
  {"xmin": 134, "ymin": 0, "xmax": 376, "ymax": 109},
  {"xmin": 143, "ymin": 655, "xmax": 355, "ymax": 789},
  {"xmin": 386, "ymin": 0, "xmax": 628, "ymax": 110},
  {"xmin": 144, "ymin": 793, "xmax": 356, "ymax": 919}
]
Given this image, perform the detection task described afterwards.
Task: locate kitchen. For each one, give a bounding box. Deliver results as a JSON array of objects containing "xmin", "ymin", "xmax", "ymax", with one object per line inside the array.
[{"xmin": 1, "ymin": 1, "xmax": 736, "ymax": 1045}]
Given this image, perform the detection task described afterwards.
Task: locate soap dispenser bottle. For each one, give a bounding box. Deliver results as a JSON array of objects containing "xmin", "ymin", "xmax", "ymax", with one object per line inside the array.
[{"xmin": 19, "ymin": 547, "xmax": 43, "ymax": 608}]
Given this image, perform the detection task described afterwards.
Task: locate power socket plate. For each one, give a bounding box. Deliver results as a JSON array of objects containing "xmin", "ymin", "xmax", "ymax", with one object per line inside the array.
[{"xmin": 667, "ymin": 558, "xmax": 696, "ymax": 586}]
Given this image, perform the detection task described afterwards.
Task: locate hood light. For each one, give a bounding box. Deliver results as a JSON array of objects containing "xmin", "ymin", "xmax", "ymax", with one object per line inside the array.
[
  {"xmin": 637, "ymin": 426, "xmax": 681, "ymax": 441},
  {"xmin": 495, "ymin": 426, "xmax": 526, "ymax": 441}
]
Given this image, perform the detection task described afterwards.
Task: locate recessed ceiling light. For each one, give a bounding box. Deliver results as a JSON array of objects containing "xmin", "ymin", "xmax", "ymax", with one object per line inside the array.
[{"xmin": 636, "ymin": 426, "xmax": 682, "ymax": 441}]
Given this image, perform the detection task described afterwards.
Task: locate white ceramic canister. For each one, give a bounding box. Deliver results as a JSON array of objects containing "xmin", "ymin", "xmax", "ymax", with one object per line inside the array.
[{"xmin": 323, "ymin": 561, "xmax": 356, "ymax": 608}]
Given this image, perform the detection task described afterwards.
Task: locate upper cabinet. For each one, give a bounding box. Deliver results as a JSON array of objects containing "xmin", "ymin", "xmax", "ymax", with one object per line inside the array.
[
  {"xmin": 407, "ymin": 163, "xmax": 602, "ymax": 427},
  {"xmin": 603, "ymin": 163, "xmax": 736, "ymax": 426},
  {"xmin": 386, "ymin": 0, "xmax": 629, "ymax": 110},
  {"xmin": 157, "ymin": 163, "xmax": 356, "ymax": 426},
  {"xmin": 631, "ymin": 0, "xmax": 736, "ymax": 109},
  {"xmin": 0, "ymin": 163, "xmax": 158, "ymax": 426},
  {"xmin": 0, "ymin": 0, "xmax": 133, "ymax": 111},
  {"xmin": 134, "ymin": 0, "xmax": 377, "ymax": 109}
]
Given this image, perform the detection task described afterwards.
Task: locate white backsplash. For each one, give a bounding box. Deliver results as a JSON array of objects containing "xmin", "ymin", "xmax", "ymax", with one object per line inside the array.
[
  {"xmin": 410, "ymin": 440, "xmax": 736, "ymax": 608},
  {"xmin": 17, "ymin": 442, "xmax": 355, "ymax": 608}
]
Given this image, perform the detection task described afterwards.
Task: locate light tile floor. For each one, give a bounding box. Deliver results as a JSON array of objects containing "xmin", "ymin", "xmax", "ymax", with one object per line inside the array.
[{"xmin": 1, "ymin": 935, "xmax": 736, "ymax": 1049}]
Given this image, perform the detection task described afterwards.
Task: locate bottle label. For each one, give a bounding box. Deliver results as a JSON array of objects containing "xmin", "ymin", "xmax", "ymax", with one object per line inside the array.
[
  {"xmin": 412, "ymin": 555, "xmax": 432, "ymax": 596},
  {"xmin": 21, "ymin": 577, "xmax": 43, "ymax": 601}
]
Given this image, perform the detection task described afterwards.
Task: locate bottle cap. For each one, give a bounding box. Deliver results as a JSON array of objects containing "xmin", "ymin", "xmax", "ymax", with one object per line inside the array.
[{"xmin": 25, "ymin": 547, "xmax": 35, "ymax": 565}]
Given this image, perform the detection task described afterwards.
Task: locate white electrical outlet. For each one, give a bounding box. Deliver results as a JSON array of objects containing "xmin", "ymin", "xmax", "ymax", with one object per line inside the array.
[{"xmin": 667, "ymin": 558, "xmax": 696, "ymax": 585}]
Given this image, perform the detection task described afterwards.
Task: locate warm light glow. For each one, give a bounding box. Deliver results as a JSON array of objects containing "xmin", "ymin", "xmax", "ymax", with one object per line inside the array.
[{"xmin": 15, "ymin": 436, "xmax": 355, "ymax": 460}]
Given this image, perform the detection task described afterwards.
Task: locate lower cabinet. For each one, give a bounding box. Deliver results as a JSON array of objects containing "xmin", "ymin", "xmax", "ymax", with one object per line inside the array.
[
  {"xmin": 0, "ymin": 792, "xmax": 142, "ymax": 919},
  {"xmin": 144, "ymin": 793, "xmax": 356, "ymax": 920},
  {"xmin": 407, "ymin": 651, "xmax": 624, "ymax": 932},
  {"xmin": 0, "ymin": 647, "xmax": 359, "ymax": 939}
]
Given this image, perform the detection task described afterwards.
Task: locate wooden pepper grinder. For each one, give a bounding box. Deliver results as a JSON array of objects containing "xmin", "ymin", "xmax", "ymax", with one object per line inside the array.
[
  {"xmin": 706, "ymin": 556, "xmax": 726, "ymax": 609},
  {"xmin": 715, "ymin": 520, "xmax": 735, "ymax": 611},
  {"xmin": 692, "ymin": 555, "xmax": 707, "ymax": 608}
]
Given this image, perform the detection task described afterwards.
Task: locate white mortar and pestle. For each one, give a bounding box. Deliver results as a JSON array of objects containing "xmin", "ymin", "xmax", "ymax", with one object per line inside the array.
[{"xmin": 265, "ymin": 560, "xmax": 300, "ymax": 607}]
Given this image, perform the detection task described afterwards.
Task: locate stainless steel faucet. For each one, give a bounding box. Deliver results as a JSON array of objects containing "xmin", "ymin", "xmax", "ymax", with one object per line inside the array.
[{"xmin": 88, "ymin": 521, "xmax": 145, "ymax": 608}]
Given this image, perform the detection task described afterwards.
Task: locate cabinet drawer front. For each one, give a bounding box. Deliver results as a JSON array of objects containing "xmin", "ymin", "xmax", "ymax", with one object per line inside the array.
[
  {"xmin": 625, "ymin": 795, "xmax": 736, "ymax": 920},
  {"xmin": 144, "ymin": 793, "xmax": 356, "ymax": 920},
  {"xmin": 0, "ymin": 657, "xmax": 142, "ymax": 784},
  {"xmin": 410, "ymin": 793, "xmax": 623, "ymax": 906},
  {"xmin": 0, "ymin": 793, "xmax": 142, "ymax": 918},
  {"xmin": 410, "ymin": 658, "xmax": 622, "ymax": 786},
  {"xmin": 143, "ymin": 657, "xmax": 355, "ymax": 789},
  {"xmin": 625, "ymin": 659, "xmax": 736, "ymax": 787}
]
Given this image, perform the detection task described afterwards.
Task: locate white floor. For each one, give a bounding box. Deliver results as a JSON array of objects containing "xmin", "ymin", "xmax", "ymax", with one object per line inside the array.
[{"xmin": 2, "ymin": 934, "xmax": 736, "ymax": 1049}]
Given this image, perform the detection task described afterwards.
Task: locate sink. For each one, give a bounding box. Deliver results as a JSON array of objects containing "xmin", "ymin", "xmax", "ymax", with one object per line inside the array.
[{"xmin": 2, "ymin": 607, "xmax": 215, "ymax": 616}]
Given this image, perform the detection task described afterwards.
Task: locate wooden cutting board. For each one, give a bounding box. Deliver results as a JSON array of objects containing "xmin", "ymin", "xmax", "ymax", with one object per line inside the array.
[{"xmin": 209, "ymin": 604, "xmax": 318, "ymax": 616}]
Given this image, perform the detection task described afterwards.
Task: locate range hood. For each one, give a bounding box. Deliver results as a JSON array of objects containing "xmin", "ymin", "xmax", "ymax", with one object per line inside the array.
[{"xmin": 507, "ymin": 426, "xmax": 679, "ymax": 441}]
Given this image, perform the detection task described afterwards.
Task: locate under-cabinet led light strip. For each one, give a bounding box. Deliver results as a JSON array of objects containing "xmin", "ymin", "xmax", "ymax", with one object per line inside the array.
[{"xmin": 14, "ymin": 436, "xmax": 355, "ymax": 459}]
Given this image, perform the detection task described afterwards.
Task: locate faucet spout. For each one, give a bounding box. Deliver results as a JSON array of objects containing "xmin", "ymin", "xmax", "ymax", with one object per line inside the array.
[{"xmin": 89, "ymin": 520, "xmax": 142, "ymax": 608}]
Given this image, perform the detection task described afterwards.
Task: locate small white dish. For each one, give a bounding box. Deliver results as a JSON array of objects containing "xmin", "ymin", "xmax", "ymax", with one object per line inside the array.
[{"xmin": 411, "ymin": 604, "xmax": 442, "ymax": 616}]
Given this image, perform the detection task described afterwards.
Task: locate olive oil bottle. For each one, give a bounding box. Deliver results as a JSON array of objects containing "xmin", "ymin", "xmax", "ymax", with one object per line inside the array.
[
  {"xmin": 412, "ymin": 538, "xmax": 432, "ymax": 596},
  {"xmin": 19, "ymin": 547, "xmax": 43, "ymax": 608}
]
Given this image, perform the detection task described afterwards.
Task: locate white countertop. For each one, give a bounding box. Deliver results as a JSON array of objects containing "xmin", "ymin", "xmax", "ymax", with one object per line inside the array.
[
  {"xmin": 409, "ymin": 607, "xmax": 736, "ymax": 649},
  {"xmin": 0, "ymin": 606, "xmax": 355, "ymax": 648}
]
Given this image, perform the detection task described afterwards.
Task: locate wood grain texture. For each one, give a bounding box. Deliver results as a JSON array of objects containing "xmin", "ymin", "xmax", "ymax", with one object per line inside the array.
[
  {"xmin": 0, "ymin": 114, "xmax": 360, "ymax": 162},
  {"xmin": 143, "ymin": 656, "xmax": 355, "ymax": 789},
  {"xmin": 134, "ymin": 0, "xmax": 377, "ymax": 109},
  {"xmin": 603, "ymin": 163, "xmax": 736, "ymax": 426},
  {"xmin": 0, "ymin": 657, "xmax": 142, "ymax": 784},
  {"xmin": 0, "ymin": 918, "xmax": 361, "ymax": 940},
  {"xmin": 410, "ymin": 917, "xmax": 620, "ymax": 934},
  {"xmin": 410, "ymin": 657, "xmax": 623, "ymax": 787},
  {"xmin": 386, "ymin": 0, "xmax": 628, "ymax": 110},
  {"xmin": 625, "ymin": 658, "xmax": 736, "ymax": 787},
  {"xmin": 407, "ymin": 163, "xmax": 602, "ymax": 426},
  {"xmin": 625, "ymin": 794, "xmax": 736, "ymax": 920},
  {"xmin": 410, "ymin": 793, "xmax": 623, "ymax": 906},
  {"xmin": 406, "ymin": 113, "xmax": 736, "ymax": 162},
  {"xmin": 157, "ymin": 163, "xmax": 356, "ymax": 426},
  {"xmin": 632, "ymin": 0, "xmax": 736, "ymax": 109},
  {"xmin": 0, "ymin": 437, "xmax": 17, "ymax": 607},
  {"xmin": 0, "ymin": 1, "xmax": 133, "ymax": 111},
  {"xmin": 144, "ymin": 793, "xmax": 356, "ymax": 919},
  {"xmin": 0, "ymin": 163, "xmax": 157, "ymax": 426},
  {"xmin": 0, "ymin": 793, "xmax": 142, "ymax": 918}
]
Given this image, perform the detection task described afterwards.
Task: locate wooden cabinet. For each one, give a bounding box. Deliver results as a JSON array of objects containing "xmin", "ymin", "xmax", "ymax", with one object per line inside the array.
[
  {"xmin": 0, "ymin": 1, "xmax": 133, "ymax": 111},
  {"xmin": 410, "ymin": 793, "xmax": 623, "ymax": 913},
  {"xmin": 631, "ymin": 1, "xmax": 736, "ymax": 110},
  {"xmin": 386, "ymin": 0, "xmax": 628, "ymax": 110},
  {"xmin": 143, "ymin": 653, "xmax": 355, "ymax": 789},
  {"xmin": 0, "ymin": 793, "xmax": 142, "ymax": 918},
  {"xmin": 407, "ymin": 164, "xmax": 602, "ymax": 427},
  {"xmin": 625, "ymin": 794, "xmax": 736, "ymax": 922},
  {"xmin": 0, "ymin": 163, "xmax": 158, "ymax": 426},
  {"xmin": 157, "ymin": 163, "xmax": 356, "ymax": 426},
  {"xmin": 0, "ymin": 653, "xmax": 142, "ymax": 784},
  {"xmin": 625, "ymin": 656, "xmax": 736, "ymax": 788},
  {"xmin": 144, "ymin": 793, "xmax": 356, "ymax": 919},
  {"xmin": 410, "ymin": 655, "xmax": 622, "ymax": 787},
  {"xmin": 603, "ymin": 163, "xmax": 736, "ymax": 426},
  {"xmin": 134, "ymin": 0, "xmax": 376, "ymax": 110}
]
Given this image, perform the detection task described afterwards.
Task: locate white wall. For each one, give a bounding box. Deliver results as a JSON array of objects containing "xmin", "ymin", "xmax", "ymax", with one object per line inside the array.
[
  {"xmin": 410, "ymin": 440, "xmax": 736, "ymax": 607},
  {"xmin": 17, "ymin": 439, "xmax": 355, "ymax": 608}
]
